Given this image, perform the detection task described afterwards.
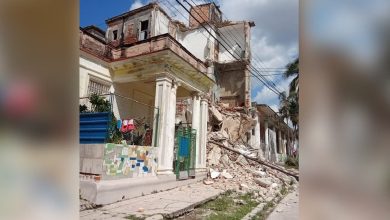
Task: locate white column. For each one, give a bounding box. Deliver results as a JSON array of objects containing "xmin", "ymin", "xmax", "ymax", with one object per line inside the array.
[
  {"xmin": 287, "ymin": 134, "xmax": 291, "ymax": 156},
  {"xmin": 153, "ymin": 76, "xmax": 176, "ymax": 175},
  {"xmin": 277, "ymin": 129, "xmax": 282, "ymax": 162},
  {"xmin": 198, "ymin": 97, "xmax": 208, "ymax": 172},
  {"xmin": 191, "ymin": 93, "xmax": 201, "ymax": 170},
  {"xmin": 253, "ymin": 114, "xmax": 261, "ymax": 149},
  {"xmin": 264, "ymin": 120, "xmax": 269, "ymax": 160},
  {"xmin": 282, "ymin": 133, "xmax": 287, "ymax": 155}
]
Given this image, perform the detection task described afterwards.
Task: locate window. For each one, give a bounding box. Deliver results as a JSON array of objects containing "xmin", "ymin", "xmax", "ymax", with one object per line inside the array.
[
  {"xmin": 113, "ymin": 30, "xmax": 118, "ymax": 40},
  {"xmin": 87, "ymin": 79, "xmax": 110, "ymax": 95},
  {"xmin": 138, "ymin": 20, "xmax": 149, "ymax": 40}
]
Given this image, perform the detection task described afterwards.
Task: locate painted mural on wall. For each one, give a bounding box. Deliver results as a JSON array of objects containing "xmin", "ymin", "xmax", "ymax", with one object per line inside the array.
[{"xmin": 103, "ymin": 143, "xmax": 157, "ymax": 177}]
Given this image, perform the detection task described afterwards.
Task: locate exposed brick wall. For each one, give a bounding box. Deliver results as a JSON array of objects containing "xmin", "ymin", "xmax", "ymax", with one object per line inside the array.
[
  {"xmin": 124, "ymin": 23, "xmax": 137, "ymax": 44},
  {"xmin": 189, "ymin": 5, "xmax": 210, "ymax": 28},
  {"xmin": 189, "ymin": 4, "xmax": 222, "ymax": 28},
  {"xmin": 80, "ymin": 32, "xmax": 107, "ymax": 58},
  {"xmin": 215, "ymin": 62, "xmax": 247, "ymax": 107}
]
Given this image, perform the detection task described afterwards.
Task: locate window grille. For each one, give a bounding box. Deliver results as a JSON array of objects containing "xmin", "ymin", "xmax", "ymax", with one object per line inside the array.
[{"xmin": 87, "ymin": 79, "xmax": 110, "ymax": 95}]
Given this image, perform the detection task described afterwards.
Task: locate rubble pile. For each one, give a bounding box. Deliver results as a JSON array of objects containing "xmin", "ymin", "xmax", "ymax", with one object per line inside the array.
[{"xmin": 204, "ymin": 103, "xmax": 298, "ymax": 199}]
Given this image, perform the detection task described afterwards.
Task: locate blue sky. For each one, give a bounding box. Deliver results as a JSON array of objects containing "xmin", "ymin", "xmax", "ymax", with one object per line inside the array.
[
  {"xmin": 80, "ymin": 0, "xmax": 146, "ymax": 29},
  {"xmin": 80, "ymin": 0, "xmax": 298, "ymax": 112}
]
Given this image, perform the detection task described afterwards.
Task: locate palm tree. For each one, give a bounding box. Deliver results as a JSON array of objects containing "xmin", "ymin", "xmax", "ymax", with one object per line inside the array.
[
  {"xmin": 284, "ymin": 58, "xmax": 299, "ymax": 96},
  {"xmin": 279, "ymin": 58, "xmax": 299, "ymax": 130}
]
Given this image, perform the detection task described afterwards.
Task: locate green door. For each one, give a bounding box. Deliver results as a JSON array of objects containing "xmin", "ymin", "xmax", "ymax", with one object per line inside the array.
[{"xmin": 174, "ymin": 127, "xmax": 196, "ymax": 180}]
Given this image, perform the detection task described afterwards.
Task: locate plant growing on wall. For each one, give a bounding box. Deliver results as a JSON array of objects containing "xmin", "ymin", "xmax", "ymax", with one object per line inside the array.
[{"xmin": 89, "ymin": 93, "xmax": 111, "ymax": 112}]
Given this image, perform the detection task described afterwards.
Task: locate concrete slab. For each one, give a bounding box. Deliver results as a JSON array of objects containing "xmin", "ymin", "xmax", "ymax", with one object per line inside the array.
[
  {"xmin": 80, "ymin": 173, "xmax": 207, "ymax": 205},
  {"xmin": 267, "ymin": 190, "xmax": 299, "ymax": 220},
  {"xmin": 80, "ymin": 182, "xmax": 224, "ymax": 219}
]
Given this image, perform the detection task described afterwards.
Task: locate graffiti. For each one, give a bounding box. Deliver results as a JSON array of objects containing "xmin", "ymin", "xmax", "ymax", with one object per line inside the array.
[{"xmin": 103, "ymin": 143, "xmax": 157, "ymax": 177}]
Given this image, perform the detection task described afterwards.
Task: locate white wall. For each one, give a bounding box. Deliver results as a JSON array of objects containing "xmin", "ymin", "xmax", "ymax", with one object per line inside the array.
[
  {"xmin": 218, "ymin": 23, "xmax": 247, "ymax": 63},
  {"xmin": 153, "ymin": 10, "xmax": 169, "ymax": 36},
  {"xmin": 79, "ymin": 56, "xmax": 112, "ymax": 97},
  {"xmin": 177, "ymin": 26, "xmax": 216, "ymax": 62}
]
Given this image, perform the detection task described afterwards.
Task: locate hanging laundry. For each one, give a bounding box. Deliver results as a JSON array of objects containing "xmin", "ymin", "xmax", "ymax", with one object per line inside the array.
[
  {"xmin": 127, "ymin": 119, "xmax": 136, "ymax": 131},
  {"xmin": 121, "ymin": 119, "xmax": 128, "ymax": 133}
]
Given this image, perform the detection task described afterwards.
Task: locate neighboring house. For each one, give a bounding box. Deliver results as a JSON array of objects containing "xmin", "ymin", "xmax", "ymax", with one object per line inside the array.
[
  {"xmin": 254, "ymin": 103, "xmax": 297, "ymax": 163},
  {"xmin": 79, "ymin": 2, "xmax": 255, "ymax": 204}
]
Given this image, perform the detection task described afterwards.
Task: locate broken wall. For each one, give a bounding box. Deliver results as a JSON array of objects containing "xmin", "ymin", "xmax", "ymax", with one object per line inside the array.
[
  {"xmin": 215, "ymin": 62, "xmax": 248, "ymax": 107},
  {"xmin": 189, "ymin": 3, "xmax": 222, "ymax": 28},
  {"xmin": 218, "ymin": 23, "xmax": 249, "ymax": 63},
  {"xmin": 106, "ymin": 8, "xmax": 153, "ymax": 45},
  {"xmin": 80, "ymin": 30, "xmax": 107, "ymax": 58},
  {"xmin": 177, "ymin": 26, "xmax": 217, "ymax": 62}
]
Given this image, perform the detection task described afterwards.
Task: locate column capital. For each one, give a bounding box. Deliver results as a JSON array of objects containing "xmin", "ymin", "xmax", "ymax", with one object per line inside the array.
[
  {"xmin": 155, "ymin": 73, "xmax": 174, "ymax": 83},
  {"xmin": 200, "ymin": 93, "xmax": 210, "ymax": 102},
  {"xmin": 191, "ymin": 91, "xmax": 201, "ymax": 98}
]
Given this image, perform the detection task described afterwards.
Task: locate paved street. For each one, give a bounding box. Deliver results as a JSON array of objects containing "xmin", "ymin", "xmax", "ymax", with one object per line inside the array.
[
  {"xmin": 267, "ymin": 190, "xmax": 299, "ymax": 220},
  {"xmin": 80, "ymin": 182, "xmax": 223, "ymax": 219}
]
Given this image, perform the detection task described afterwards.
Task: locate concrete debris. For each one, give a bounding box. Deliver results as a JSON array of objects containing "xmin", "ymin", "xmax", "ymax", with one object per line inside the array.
[
  {"xmin": 221, "ymin": 170, "xmax": 233, "ymax": 179},
  {"xmin": 220, "ymin": 154, "xmax": 230, "ymax": 167},
  {"xmin": 254, "ymin": 178, "xmax": 272, "ymax": 188},
  {"xmin": 236, "ymin": 155, "xmax": 249, "ymax": 166},
  {"xmin": 210, "ymin": 105, "xmax": 224, "ymax": 122},
  {"xmin": 205, "ymin": 102, "xmax": 298, "ymax": 195},
  {"xmin": 233, "ymin": 199, "xmax": 247, "ymax": 205},
  {"xmin": 203, "ymin": 179, "xmax": 214, "ymax": 185},
  {"xmin": 208, "ymin": 146, "xmax": 221, "ymax": 166},
  {"xmin": 145, "ymin": 214, "xmax": 164, "ymax": 220},
  {"xmin": 240, "ymin": 183, "xmax": 250, "ymax": 191},
  {"xmin": 210, "ymin": 168, "xmax": 220, "ymax": 179}
]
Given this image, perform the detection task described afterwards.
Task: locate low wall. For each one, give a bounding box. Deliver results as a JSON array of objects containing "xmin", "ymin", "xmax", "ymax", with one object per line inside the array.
[{"xmin": 80, "ymin": 143, "xmax": 157, "ymax": 180}]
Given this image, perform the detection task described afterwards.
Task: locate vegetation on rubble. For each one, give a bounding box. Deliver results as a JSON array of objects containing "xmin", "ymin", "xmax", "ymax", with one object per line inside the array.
[
  {"xmin": 125, "ymin": 215, "xmax": 145, "ymax": 220},
  {"xmin": 285, "ymin": 155, "xmax": 299, "ymax": 169},
  {"xmin": 252, "ymin": 200, "xmax": 275, "ymax": 220},
  {"xmin": 197, "ymin": 190, "xmax": 259, "ymax": 220}
]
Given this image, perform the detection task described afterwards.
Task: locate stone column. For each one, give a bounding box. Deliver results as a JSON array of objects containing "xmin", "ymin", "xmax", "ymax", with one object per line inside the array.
[
  {"xmin": 286, "ymin": 133, "xmax": 291, "ymax": 156},
  {"xmin": 277, "ymin": 129, "xmax": 282, "ymax": 162},
  {"xmin": 153, "ymin": 76, "xmax": 176, "ymax": 175},
  {"xmin": 264, "ymin": 120, "xmax": 269, "ymax": 160},
  {"xmin": 191, "ymin": 93, "xmax": 201, "ymax": 169},
  {"xmin": 253, "ymin": 114, "xmax": 261, "ymax": 149},
  {"xmin": 197, "ymin": 96, "xmax": 208, "ymax": 172},
  {"xmin": 282, "ymin": 133, "xmax": 287, "ymax": 156}
]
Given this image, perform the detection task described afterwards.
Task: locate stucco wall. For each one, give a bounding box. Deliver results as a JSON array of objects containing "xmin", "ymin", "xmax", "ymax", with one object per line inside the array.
[
  {"xmin": 112, "ymin": 81, "xmax": 155, "ymax": 126},
  {"xmin": 79, "ymin": 56, "xmax": 112, "ymax": 97},
  {"xmin": 177, "ymin": 26, "xmax": 216, "ymax": 62},
  {"xmin": 218, "ymin": 23, "xmax": 247, "ymax": 63}
]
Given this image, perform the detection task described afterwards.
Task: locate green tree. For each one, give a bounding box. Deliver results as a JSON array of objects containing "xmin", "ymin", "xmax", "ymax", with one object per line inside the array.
[
  {"xmin": 279, "ymin": 58, "xmax": 299, "ymax": 132},
  {"xmin": 284, "ymin": 58, "xmax": 299, "ymax": 95}
]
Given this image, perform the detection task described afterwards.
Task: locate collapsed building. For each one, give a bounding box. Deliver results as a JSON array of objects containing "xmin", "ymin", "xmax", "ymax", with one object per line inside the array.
[{"xmin": 79, "ymin": 2, "xmax": 297, "ymax": 205}]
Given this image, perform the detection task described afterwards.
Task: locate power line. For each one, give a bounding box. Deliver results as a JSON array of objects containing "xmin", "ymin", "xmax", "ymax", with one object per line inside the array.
[
  {"xmin": 183, "ymin": 0, "xmax": 284, "ymax": 94},
  {"xmin": 158, "ymin": 0, "xmax": 283, "ymax": 95}
]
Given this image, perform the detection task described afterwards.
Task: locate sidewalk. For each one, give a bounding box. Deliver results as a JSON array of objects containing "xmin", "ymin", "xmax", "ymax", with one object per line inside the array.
[
  {"xmin": 266, "ymin": 190, "xmax": 299, "ymax": 220},
  {"xmin": 80, "ymin": 182, "xmax": 224, "ymax": 219}
]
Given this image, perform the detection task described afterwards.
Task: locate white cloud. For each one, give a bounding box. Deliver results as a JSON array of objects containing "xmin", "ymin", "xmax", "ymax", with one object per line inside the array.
[{"xmin": 130, "ymin": 0, "xmax": 144, "ymax": 11}]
